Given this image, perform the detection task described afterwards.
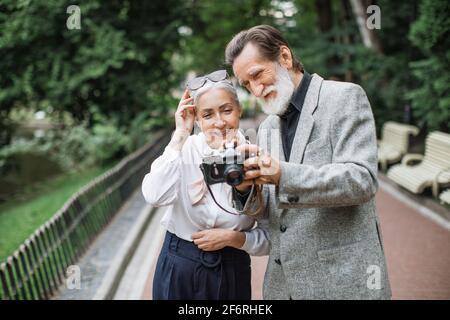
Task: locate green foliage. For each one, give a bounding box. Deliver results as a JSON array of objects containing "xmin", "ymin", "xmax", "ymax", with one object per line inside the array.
[
  {"xmin": 407, "ymin": 0, "xmax": 450, "ymax": 131},
  {"xmin": 0, "ymin": 120, "xmax": 128, "ymax": 177},
  {"xmin": 1, "ymin": 0, "xmax": 448, "ymax": 147},
  {"xmin": 179, "ymin": 0, "xmax": 275, "ymax": 74},
  {"xmin": 406, "ymin": 56, "xmax": 450, "ymax": 131},
  {"xmin": 0, "ymin": 0, "xmax": 187, "ymax": 144},
  {"xmin": 0, "ymin": 164, "xmax": 113, "ymax": 261},
  {"xmin": 118, "ymin": 93, "xmax": 177, "ymax": 152},
  {"xmin": 409, "ymin": 0, "xmax": 450, "ymax": 53},
  {"xmin": 288, "ymin": 0, "xmax": 427, "ymax": 134}
]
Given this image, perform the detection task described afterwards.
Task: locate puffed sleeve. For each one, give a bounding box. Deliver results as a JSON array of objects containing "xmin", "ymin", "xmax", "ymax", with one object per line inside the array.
[
  {"xmin": 141, "ymin": 145, "xmax": 182, "ymax": 207},
  {"xmin": 240, "ymin": 217, "xmax": 270, "ymax": 256}
]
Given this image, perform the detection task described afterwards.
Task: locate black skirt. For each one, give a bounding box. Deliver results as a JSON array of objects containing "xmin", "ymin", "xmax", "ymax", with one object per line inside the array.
[{"xmin": 152, "ymin": 231, "xmax": 251, "ymax": 300}]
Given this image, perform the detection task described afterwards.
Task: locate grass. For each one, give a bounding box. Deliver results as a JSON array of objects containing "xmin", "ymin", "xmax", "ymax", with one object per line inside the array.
[{"xmin": 0, "ymin": 163, "xmax": 115, "ymax": 262}]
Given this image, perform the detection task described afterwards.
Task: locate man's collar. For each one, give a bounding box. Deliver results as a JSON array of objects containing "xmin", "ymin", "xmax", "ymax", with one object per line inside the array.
[{"xmin": 290, "ymin": 71, "xmax": 312, "ymax": 112}]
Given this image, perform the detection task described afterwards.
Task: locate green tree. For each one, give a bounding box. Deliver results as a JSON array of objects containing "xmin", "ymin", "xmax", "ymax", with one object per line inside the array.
[
  {"xmin": 289, "ymin": 0, "xmax": 423, "ymax": 134},
  {"xmin": 0, "ymin": 0, "xmax": 187, "ymax": 146},
  {"xmin": 407, "ymin": 0, "xmax": 450, "ymax": 132},
  {"xmin": 179, "ymin": 0, "xmax": 275, "ymax": 74}
]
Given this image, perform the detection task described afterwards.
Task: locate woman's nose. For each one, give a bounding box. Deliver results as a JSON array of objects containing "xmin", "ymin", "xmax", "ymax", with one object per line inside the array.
[{"xmin": 214, "ymin": 116, "xmax": 226, "ymax": 128}]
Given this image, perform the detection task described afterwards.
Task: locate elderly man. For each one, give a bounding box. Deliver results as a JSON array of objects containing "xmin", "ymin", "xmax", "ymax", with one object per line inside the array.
[{"xmin": 226, "ymin": 25, "xmax": 391, "ymax": 299}]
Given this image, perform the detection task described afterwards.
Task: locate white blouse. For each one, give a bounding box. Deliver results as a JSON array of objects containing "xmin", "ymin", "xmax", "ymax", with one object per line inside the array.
[{"xmin": 141, "ymin": 131, "xmax": 269, "ymax": 256}]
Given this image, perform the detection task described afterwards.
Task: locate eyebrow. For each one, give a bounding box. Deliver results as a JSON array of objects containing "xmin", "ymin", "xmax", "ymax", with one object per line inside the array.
[
  {"xmin": 199, "ymin": 103, "xmax": 234, "ymax": 113},
  {"xmin": 239, "ymin": 67, "xmax": 263, "ymax": 86},
  {"xmin": 248, "ymin": 67, "xmax": 262, "ymax": 77},
  {"xmin": 219, "ymin": 103, "xmax": 234, "ymax": 109}
]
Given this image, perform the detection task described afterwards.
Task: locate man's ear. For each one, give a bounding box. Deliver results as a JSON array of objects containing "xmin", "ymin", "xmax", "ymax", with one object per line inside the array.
[{"xmin": 278, "ymin": 45, "xmax": 293, "ymax": 70}]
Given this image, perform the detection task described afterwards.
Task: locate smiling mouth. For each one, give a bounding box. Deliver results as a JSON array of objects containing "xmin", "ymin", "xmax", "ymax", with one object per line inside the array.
[
  {"xmin": 209, "ymin": 129, "xmax": 228, "ymax": 137},
  {"xmin": 221, "ymin": 129, "xmax": 234, "ymax": 137},
  {"xmin": 214, "ymin": 129, "xmax": 235, "ymax": 138}
]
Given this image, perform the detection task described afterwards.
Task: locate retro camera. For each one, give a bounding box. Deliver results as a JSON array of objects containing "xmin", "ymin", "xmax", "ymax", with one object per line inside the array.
[{"xmin": 200, "ymin": 140, "xmax": 247, "ymax": 186}]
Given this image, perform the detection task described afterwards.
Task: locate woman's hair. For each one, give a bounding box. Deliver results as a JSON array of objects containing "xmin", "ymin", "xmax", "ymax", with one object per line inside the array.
[{"xmin": 191, "ymin": 79, "xmax": 241, "ymax": 110}]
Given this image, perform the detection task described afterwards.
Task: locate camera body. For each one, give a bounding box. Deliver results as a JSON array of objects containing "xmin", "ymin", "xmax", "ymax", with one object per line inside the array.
[{"xmin": 200, "ymin": 141, "xmax": 247, "ymax": 186}]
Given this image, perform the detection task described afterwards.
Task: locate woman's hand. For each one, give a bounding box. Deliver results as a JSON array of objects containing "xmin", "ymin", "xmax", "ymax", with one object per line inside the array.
[
  {"xmin": 192, "ymin": 229, "xmax": 246, "ymax": 251},
  {"xmin": 175, "ymin": 89, "xmax": 196, "ymax": 134},
  {"xmin": 168, "ymin": 89, "xmax": 196, "ymax": 150}
]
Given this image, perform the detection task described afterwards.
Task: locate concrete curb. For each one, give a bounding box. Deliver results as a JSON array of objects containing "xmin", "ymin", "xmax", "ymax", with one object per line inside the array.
[
  {"xmin": 92, "ymin": 203, "xmax": 156, "ymax": 300},
  {"xmin": 114, "ymin": 208, "xmax": 166, "ymax": 300}
]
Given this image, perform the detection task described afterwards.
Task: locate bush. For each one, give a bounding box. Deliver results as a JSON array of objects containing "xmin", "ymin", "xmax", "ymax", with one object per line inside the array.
[
  {"xmin": 91, "ymin": 122, "xmax": 129, "ymax": 164},
  {"xmin": 0, "ymin": 120, "xmax": 129, "ymax": 177}
]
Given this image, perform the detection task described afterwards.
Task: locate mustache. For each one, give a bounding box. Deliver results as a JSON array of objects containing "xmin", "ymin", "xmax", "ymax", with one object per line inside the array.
[{"xmin": 262, "ymin": 85, "xmax": 276, "ymax": 97}]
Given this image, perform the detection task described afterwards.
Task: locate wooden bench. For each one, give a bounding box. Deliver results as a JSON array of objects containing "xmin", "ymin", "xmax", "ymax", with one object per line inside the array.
[
  {"xmin": 387, "ymin": 131, "xmax": 450, "ymax": 197},
  {"xmin": 440, "ymin": 189, "xmax": 450, "ymax": 205},
  {"xmin": 377, "ymin": 121, "xmax": 419, "ymax": 171}
]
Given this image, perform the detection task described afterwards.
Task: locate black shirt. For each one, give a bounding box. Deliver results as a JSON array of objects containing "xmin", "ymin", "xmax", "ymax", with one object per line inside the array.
[{"xmin": 279, "ymin": 71, "xmax": 312, "ymax": 161}]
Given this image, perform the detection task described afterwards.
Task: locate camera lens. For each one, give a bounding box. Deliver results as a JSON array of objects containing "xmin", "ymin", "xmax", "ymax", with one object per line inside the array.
[{"xmin": 224, "ymin": 164, "xmax": 244, "ymax": 186}]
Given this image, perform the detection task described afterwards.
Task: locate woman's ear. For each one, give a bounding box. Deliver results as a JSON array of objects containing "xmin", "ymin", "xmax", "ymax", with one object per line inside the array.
[{"xmin": 195, "ymin": 120, "xmax": 201, "ymax": 130}]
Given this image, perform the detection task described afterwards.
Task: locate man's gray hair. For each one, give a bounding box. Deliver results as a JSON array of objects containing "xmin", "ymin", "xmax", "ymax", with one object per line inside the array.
[
  {"xmin": 225, "ymin": 25, "xmax": 304, "ymax": 73},
  {"xmin": 192, "ymin": 79, "xmax": 241, "ymax": 108}
]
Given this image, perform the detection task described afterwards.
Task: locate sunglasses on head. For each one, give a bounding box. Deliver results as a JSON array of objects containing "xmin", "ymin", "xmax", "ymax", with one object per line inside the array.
[{"xmin": 186, "ymin": 69, "xmax": 228, "ymax": 91}]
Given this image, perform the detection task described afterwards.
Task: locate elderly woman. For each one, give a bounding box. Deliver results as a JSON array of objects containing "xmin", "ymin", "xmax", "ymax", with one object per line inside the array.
[{"xmin": 141, "ymin": 70, "xmax": 269, "ymax": 300}]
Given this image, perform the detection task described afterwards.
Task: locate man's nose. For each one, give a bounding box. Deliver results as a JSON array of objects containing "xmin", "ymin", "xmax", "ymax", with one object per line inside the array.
[{"xmin": 250, "ymin": 82, "xmax": 264, "ymax": 97}]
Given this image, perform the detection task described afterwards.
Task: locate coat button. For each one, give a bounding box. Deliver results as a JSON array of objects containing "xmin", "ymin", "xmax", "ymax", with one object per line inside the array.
[
  {"xmin": 280, "ymin": 225, "xmax": 287, "ymax": 232},
  {"xmin": 275, "ymin": 259, "xmax": 281, "ymax": 265},
  {"xmin": 287, "ymin": 195, "xmax": 299, "ymax": 203}
]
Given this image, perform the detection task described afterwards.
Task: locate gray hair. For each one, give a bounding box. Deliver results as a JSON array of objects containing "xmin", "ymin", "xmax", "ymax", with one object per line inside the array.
[
  {"xmin": 225, "ymin": 25, "xmax": 304, "ymax": 73},
  {"xmin": 191, "ymin": 79, "xmax": 241, "ymax": 109}
]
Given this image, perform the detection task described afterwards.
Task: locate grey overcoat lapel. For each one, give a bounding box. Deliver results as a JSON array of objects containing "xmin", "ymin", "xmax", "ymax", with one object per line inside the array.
[{"xmin": 288, "ymin": 73, "xmax": 323, "ymax": 163}]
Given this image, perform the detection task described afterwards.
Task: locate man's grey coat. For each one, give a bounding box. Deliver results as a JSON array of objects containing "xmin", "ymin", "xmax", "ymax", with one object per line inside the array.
[{"xmin": 237, "ymin": 74, "xmax": 391, "ymax": 299}]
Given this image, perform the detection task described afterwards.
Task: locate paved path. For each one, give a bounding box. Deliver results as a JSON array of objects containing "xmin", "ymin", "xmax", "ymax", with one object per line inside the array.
[
  {"xmin": 52, "ymin": 188, "xmax": 149, "ymax": 300},
  {"xmin": 376, "ymin": 184, "xmax": 450, "ymax": 299}
]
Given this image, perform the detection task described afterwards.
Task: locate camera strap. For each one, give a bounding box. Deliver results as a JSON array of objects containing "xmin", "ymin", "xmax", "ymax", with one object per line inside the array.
[
  {"xmin": 204, "ymin": 183, "xmax": 241, "ymax": 215},
  {"xmin": 201, "ymin": 137, "xmax": 264, "ymax": 216}
]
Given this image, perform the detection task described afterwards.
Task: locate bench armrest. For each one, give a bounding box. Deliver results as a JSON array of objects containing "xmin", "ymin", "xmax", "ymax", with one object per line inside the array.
[
  {"xmin": 432, "ymin": 168, "xmax": 450, "ymax": 198},
  {"xmin": 401, "ymin": 153, "xmax": 424, "ymax": 166}
]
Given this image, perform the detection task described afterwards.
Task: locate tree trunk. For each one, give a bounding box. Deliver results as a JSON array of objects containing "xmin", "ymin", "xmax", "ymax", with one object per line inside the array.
[
  {"xmin": 340, "ymin": 0, "xmax": 354, "ymax": 82},
  {"xmin": 349, "ymin": 0, "xmax": 383, "ymax": 54},
  {"xmin": 315, "ymin": 0, "xmax": 341, "ymax": 78},
  {"xmin": 315, "ymin": 0, "xmax": 333, "ymax": 32}
]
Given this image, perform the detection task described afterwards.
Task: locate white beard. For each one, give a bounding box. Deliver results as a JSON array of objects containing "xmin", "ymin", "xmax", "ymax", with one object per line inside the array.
[{"xmin": 257, "ymin": 64, "xmax": 295, "ymax": 116}]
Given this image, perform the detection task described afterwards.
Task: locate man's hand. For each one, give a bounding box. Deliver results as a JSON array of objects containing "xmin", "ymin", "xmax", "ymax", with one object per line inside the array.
[
  {"xmin": 192, "ymin": 229, "xmax": 245, "ymax": 251},
  {"xmin": 236, "ymin": 144, "xmax": 281, "ymax": 186}
]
